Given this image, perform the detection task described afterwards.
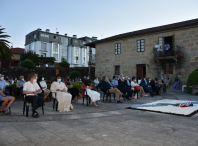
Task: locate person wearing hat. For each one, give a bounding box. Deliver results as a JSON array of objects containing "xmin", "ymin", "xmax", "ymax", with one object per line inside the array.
[{"xmin": 149, "ymin": 78, "xmax": 161, "ymax": 95}]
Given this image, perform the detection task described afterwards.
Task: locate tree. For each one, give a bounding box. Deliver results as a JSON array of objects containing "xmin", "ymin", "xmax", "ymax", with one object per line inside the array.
[
  {"xmin": 186, "ymin": 68, "xmax": 198, "ymax": 93},
  {"xmin": 59, "ymin": 60, "xmax": 70, "ymax": 68},
  {"xmin": 69, "ymin": 71, "xmax": 80, "ymax": 80},
  {"xmin": 20, "ymin": 59, "xmax": 35, "ymax": 69},
  {"xmin": 0, "ymin": 26, "xmax": 13, "ymax": 62},
  {"xmin": 20, "ymin": 50, "xmax": 39, "ymax": 62}
]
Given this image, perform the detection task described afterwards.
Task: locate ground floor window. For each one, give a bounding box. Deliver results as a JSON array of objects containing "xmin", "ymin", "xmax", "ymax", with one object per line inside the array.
[{"xmin": 115, "ymin": 65, "xmax": 120, "ymax": 75}]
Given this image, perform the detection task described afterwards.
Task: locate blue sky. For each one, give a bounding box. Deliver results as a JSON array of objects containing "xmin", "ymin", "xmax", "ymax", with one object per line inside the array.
[{"xmin": 0, "ymin": 0, "xmax": 198, "ymax": 48}]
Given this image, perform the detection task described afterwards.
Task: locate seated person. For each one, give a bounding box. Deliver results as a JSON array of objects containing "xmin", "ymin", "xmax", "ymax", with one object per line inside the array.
[
  {"xmin": 0, "ymin": 74, "xmax": 10, "ymax": 95},
  {"xmin": 23, "ymin": 73, "xmax": 45, "ymax": 118},
  {"xmin": 140, "ymin": 75, "xmax": 154, "ymax": 97},
  {"xmin": 173, "ymin": 77, "xmax": 180, "ymax": 90},
  {"xmin": 117, "ymin": 74, "xmax": 133, "ymax": 100},
  {"xmin": 81, "ymin": 79, "xmax": 100, "ymax": 107},
  {"xmin": 16, "ymin": 75, "xmax": 26, "ymax": 97},
  {"xmin": 0, "ymin": 89, "xmax": 15, "ymax": 115},
  {"xmin": 124, "ymin": 76, "xmax": 131, "ymax": 89},
  {"xmin": 111, "ymin": 76, "xmax": 118, "ymax": 87},
  {"xmin": 102, "ymin": 76, "xmax": 123, "ymax": 103},
  {"xmin": 131, "ymin": 77, "xmax": 148, "ymax": 98},
  {"xmin": 50, "ymin": 74, "xmax": 72, "ymax": 112},
  {"xmin": 107, "ymin": 78, "xmax": 115, "ymax": 88},
  {"xmin": 94, "ymin": 77, "xmax": 100, "ymax": 90},
  {"xmin": 5, "ymin": 78, "xmax": 12, "ymax": 95},
  {"xmin": 149, "ymin": 78, "xmax": 161, "ymax": 95},
  {"xmin": 165, "ymin": 77, "xmax": 170, "ymax": 89},
  {"xmin": 65, "ymin": 75, "xmax": 82, "ymax": 103},
  {"xmin": 38, "ymin": 76, "xmax": 50, "ymax": 99},
  {"xmin": 138, "ymin": 76, "xmax": 142, "ymax": 85},
  {"xmin": 82, "ymin": 76, "xmax": 87, "ymax": 83}
]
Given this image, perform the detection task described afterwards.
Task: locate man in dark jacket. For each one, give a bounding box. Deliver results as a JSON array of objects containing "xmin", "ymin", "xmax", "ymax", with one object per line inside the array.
[
  {"xmin": 140, "ymin": 75, "xmax": 154, "ymax": 97},
  {"xmin": 124, "ymin": 76, "xmax": 131, "ymax": 89},
  {"xmin": 101, "ymin": 76, "xmax": 123, "ymax": 103},
  {"xmin": 118, "ymin": 75, "xmax": 133, "ymax": 100},
  {"xmin": 149, "ymin": 78, "xmax": 161, "ymax": 95}
]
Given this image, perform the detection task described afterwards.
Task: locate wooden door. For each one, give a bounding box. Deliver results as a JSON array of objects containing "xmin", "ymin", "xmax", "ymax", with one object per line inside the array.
[{"xmin": 136, "ymin": 64, "xmax": 146, "ymax": 79}]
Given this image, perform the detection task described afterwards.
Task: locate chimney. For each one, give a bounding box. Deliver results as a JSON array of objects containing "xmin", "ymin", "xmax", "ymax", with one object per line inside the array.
[
  {"xmin": 65, "ymin": 34, "xmax": 67, "ymax": 36},
  {"xmin": 92, "ymin": 36, "xmax": 97, "ymax": 40},
  {"xmin": 73, "ymin": 35, "xmax": 77, "ymax": 38},
  {"xmin": 56, "ymin": 32, "xmax": 59, "ymax": 34},
  {"xmin": 46, "ymin": 29, "xmax": 50, "ymax": 32},
  {"xmin": 37, "ymin": 28, "xmax": 42, "ymax": 31}
]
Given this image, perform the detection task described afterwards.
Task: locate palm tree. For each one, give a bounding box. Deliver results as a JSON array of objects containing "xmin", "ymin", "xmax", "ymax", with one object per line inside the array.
[{"xmin": 0, "ymin": 26, "xmax": 13, "ymax": 62}]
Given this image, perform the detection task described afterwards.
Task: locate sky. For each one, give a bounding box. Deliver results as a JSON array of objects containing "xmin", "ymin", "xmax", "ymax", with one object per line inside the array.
[{"xmin": 0, "ymin": 0, "xmax": 198, "ymax": 48}]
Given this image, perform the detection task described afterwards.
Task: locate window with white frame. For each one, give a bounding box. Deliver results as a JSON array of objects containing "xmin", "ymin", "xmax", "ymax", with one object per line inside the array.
[
  {"xmin": 41, "ymin": 43, "xmax": 47, "ymax": 51},
  {"xmin": 34, "ymin": 34, "xmax": 36, "ymax": 39},
  {"xmin": 53, "ymin": 44, "xmax": 58, "ymax": 61},
  {"xmin": 74, "ymin": 48, "xmax": 79, "ymax": 64},
  {"xmin": 41, "ymin": 34, "xmax": 49, "ymax": 38},
  {"xmin": 29, "ymin": 45, "xmax": 31, "ymax": 50},
  {"xmin": 62, "ymin": 45, "xmax": 67, "ymax": 61},
  {"xmin": 82, "ymin": 48, "xmax": 86, "ymax": 64}
]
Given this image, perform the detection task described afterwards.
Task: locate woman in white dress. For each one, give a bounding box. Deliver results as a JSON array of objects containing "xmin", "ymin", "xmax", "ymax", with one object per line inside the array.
[
  {"xmin": 50, "ymin": 74, "xmax": 72, "ymax": 112},
  {"xmin": 38, "ymin": 76, "xmax": 50, "ymax": 99},
  {"xmin": 131, "ymin": 77, "xmax": 148, "ymax": 98},
  {"xmin": 81, "ymin": 79, "xmax": 100, "ymax": 107}
]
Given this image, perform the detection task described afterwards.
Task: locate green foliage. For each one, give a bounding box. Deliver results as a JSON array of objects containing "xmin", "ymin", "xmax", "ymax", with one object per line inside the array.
[
  {"xmin": 187, "ymin": 68, "xmax": 198, "ymax": 93},
  {"xmin": 20, "ymin": 50, "xmax": 55, "ymax": 67},
  {"xmin": 0, "ymin": 26, "xmax": 13, "ymax": 62},
  {"xmin": 20, "ymin": 59, "xmax": 35, "ymax": 69},
  {"xmin": 69, "ymin": 71, "xmax": 80, "ymax": 80},
  {"xmin": 59, "ymin": 60, "xmax": 70, "ymax": 68},
  {"xmin": 72, "ymin": 83, "xmax": 82, "ymax": 93}
]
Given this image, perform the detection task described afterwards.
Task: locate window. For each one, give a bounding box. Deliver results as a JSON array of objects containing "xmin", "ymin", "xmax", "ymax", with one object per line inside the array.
[
  {"xmin": 53, "ymin": 44, "xmax": 58, "ymax": 61},
  {"xmin": 165, "ymin": 63, "xmax": 173, "ymax": 74},
  {"xmin": 41, "ymin": 34, "xmax": 49, "ymax": 38},
  {"xmin": 41, "ymin": 43, "xmax": 47, "ymax": 51},
  {"xmin": 34, "ymin": 34, "xmax": 36, "ymax": 39},
  {"xmin": 53, "ymin": 54, "xmax": 58, "ymax": 60},
  {"xmin": 61, "ymin": 45, "xmax": 67, "ymax": 60},
  {"xmin": 29, "ymin": 45, "xmax": 31, "ymax": 50},
  {"xmin": 74, "ymin": 48, "xmax": 79, "ymax": 64},
  {"xmin": 43, "ymin": 53, "xmax": 46, "ymax": 57},
  {"xmin": 82, "ymin": 48, "xmax": 86, "ymax": 64},
  {"xmin": 115, "ymin": 43, "xmax": 121, "ymax": 55},
  {"xmin": 137, "ymin": 39, "xmax": 145, "ymax": 52},
  {"xmin": 115, "ymin": 65, "xmax": 120, "ymax": 75},
  {"xmin": 54, "ymin": 36, "xmax": 58, "ymax": 39}
]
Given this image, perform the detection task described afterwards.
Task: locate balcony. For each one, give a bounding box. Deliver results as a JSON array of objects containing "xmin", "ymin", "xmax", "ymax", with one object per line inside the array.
[{"xmin": 153, "ymin": 48, "xmax": 179, "ymax": 60}]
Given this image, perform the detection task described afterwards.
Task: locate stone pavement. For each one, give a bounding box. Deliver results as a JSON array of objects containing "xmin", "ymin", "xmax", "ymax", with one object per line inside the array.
[{"xmin": 1, "ymin": 89, "xmax": 198, "ymax": 146}]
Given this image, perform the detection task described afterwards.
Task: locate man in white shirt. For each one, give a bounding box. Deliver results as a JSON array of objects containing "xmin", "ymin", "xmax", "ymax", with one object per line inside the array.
[
  {"xmin": 155, "ymin": 43, "xmax": 163, "ymax": 52},
  {"xmin": 23, "ymin": 73, "xmax": 44, "ymax": 118},
  {"xmin": 164, "ymin": 42, "xmax": 170, "ymax": 55},
  {"xmin": 111, "ymin": 76, "xmax": 118, "ymax": 87}
]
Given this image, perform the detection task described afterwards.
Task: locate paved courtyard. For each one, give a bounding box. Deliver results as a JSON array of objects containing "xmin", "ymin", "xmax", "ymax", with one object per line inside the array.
[{"xmin": 1, "ymin": 89, "xmax": 198, "ymax": 146}]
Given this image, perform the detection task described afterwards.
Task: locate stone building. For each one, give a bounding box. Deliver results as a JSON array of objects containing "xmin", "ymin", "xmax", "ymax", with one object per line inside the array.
[{"xmin": 86, "ymin": 19, "xmax": 198, "ymax": 87}]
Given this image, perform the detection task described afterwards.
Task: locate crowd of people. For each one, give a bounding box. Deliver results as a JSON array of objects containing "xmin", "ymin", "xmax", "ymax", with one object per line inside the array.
[{"xmin": 0, "ymin": 72, "xmax": 180, "ymax": 117}]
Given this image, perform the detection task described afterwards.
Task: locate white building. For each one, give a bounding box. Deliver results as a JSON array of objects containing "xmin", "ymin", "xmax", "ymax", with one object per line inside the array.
[{"xmin": 25, "ymin": 28, "xmax": 96, "ymax": 67}]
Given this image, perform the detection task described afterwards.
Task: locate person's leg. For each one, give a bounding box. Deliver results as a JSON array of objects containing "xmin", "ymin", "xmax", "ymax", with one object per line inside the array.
[
  {"xmin": 173, "ymin": 83, "xmax": 176, "ymax": 89},
  {"xmin": 140, "ymin": 88, "xmax": 142, "ymax": 97},
  {"xmin": 92, "ymin": 102, "xmax": 99, "ymax": 107},
  {"xmin": 176, "ymin": 83, "xmax": 179, "ymax": 90},
  {"xmin": 0, "ymin": 97, "xmax": 8, "ymax": 111},
  {"xmin": 26, "ymin": 96, "xmax": 38, "ymax": 111},
  {"xmin": 4, "ymin": 96, "xmax": 15, "ymax": 111},
  {"xmin": 37, "ymin": 96, "xmax": 45, "ymax": 109},
  {"xmin": 125, "ymin": 89, "xmax": 133, "ymax": 98},
  {"xmin": 109, "ymin": 88, "xmax": 120, "ymax": 101}
]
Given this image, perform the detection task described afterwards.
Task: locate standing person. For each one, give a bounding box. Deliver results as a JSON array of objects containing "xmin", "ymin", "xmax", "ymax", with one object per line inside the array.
[
  {"xmin": 0, "ymin": 90, "xmax": 15, "ymax": 115},
  {"xmin": 111, "ymin": 76, "xmax": 118, "ymax": 87},
  {"xmin": 173, "ymin": 77, "xmax": 180, "ymax": 90},
  {"xmin": 38, "ymin": 76, "xmax": 50, "ymax": 99},
  {"xmin": 149, "ymin": 78, "xmax": 161, "ymax": 95},
  {"xmin": 16, "ymin": 75, "xmax": 26, "ymax": 97},
  {"xmin": 165, "ymin": 77, "xmax": 170, "ymax": 89},
  {"xmin": 23, "ymin": 73, "xmax": 45, "ymax": 118},
  {"xmin": 65, "ymin": 75, "xmax": 82, "ymax": 103},
  {"xmin": 140, "ymin": 75, "xmax": 154, "ymax": 97},
  {"xmin": 161, "ymin": 76, "xmax": 164, "ymax": 83},
  {"xmin": 131, "ymin": 77, "xmax": 148, "ymax": 98},
  {"xmin": 82, "ymin": 76, "xmax": 87, "ymax": 83},
  {"xmin": 81, "ymin": 79, "xmax": 100, "ymax": 107},
  {"xmin": 155, "ymin": 42, "xmax": 163, "ymax": 51},
  {"xmin": 164, "ymin": 42, "xmax": 170, "ymax": 55},
  {"xmin": 50, "ymin": 74, "xmax": 72, "ymax": 112},
  {"xmin": 117, "ymin": 74, "xmax": 133, "ymax": 100}
]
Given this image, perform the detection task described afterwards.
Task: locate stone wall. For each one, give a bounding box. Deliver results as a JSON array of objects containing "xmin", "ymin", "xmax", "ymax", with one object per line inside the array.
[
  {"xmin": 95, "ymin": 26, "xmax": 198, "ymax": 87},
  {"xmin": 0, "ymin": 66, "xmax": 95, "ymax": 81}
]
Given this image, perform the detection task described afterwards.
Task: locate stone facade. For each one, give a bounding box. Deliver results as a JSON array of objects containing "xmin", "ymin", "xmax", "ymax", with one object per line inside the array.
[{"xmin": 95, "ymin": 26, "xmax": 198, "ymax": 87}]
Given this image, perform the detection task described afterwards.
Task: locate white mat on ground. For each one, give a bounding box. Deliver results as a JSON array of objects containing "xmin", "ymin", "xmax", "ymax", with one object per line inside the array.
[{"xmin": 130, "ymin": 99, "xmax": 198, "ymax": 116}]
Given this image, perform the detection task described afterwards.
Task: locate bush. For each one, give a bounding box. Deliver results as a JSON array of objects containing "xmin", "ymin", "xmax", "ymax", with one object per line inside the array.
[
  {"xmin": 20, "ymin": 59, "xmax": 35, "ymax": 69},
  {"xmin": 187, "ymin": 68, "xmax": 198, "ymax": 93},
  {"xmin": 59, "ymin": 61, "xmax": 70, "ymax": 68},
  {"xmin": 69, "ymin": 71, "xmax": 80, "ymax": 80}
]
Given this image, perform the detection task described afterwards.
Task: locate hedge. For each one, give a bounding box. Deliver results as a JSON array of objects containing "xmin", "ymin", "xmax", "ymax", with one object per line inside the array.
[{"xmin": 187, "ymin": 68, "xmax": 198, "ymax": 93}]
